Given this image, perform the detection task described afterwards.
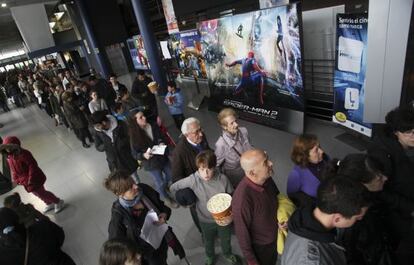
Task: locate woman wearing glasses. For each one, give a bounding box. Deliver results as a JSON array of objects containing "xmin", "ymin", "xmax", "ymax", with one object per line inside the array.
[{"xmin": 368, "ymin": 105, "xmax": 414, "ymax": 264}]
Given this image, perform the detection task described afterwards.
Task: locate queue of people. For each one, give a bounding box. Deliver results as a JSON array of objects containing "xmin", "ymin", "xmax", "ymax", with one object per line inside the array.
[{"xmin": 0, "ymin": 66, "xmax": 413, "ymax": 265}]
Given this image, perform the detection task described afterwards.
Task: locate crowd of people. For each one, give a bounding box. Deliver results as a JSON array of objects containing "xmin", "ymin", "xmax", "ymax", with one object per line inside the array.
[{"xmin": 0, "ymin": 66, "xmax": 413, "ymax": 265}]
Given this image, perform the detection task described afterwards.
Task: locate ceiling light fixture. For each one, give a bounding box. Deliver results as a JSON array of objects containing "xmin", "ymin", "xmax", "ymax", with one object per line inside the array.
[{"xmin": 1, "ymin": 3, "xmax": 7, "ymax": 8}]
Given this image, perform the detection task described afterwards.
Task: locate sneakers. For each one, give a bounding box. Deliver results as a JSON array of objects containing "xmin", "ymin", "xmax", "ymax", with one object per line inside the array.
[
  {"xmin": 54, "ymin": 200, "xmax": 65, "ymax": 213},
  {"xmin": 82, "ymin": 143, "xmax": 91, "ymax": 148},
  {"xmin": 224, "ymin": 254, "xmax": 239, "ymax": 265},
  {"xmin": 43, "ymin": 204, "xmax": 54, "ymax": 213},
  {"xmin": 205, "ymin": 256, "xmax": 214, "ymax": 265}
]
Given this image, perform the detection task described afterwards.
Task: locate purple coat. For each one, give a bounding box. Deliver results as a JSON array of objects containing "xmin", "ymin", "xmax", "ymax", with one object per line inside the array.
[{"xmin": 287, "ymin": 165, "xmax": 320, "ymax": 198}]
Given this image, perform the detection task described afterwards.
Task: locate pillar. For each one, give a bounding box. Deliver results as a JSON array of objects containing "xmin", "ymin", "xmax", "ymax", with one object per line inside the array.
[
  {"xmin": 131, "ymin": 0, "xmax": 168, "ymax": 92},
  {"xmin": 75, "ymin": 0, "xmax": 110, "ymax": 78}
]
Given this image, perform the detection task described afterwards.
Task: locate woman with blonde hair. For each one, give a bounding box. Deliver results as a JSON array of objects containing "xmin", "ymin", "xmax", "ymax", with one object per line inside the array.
[{"xmin": 215, "ymin": 108, "xmax": 252, "ymax": 187}]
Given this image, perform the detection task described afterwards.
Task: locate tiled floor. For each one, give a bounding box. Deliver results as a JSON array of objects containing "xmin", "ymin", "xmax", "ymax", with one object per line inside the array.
[{"xmin": 0, "ymin": 78, "xmax": 359, "ymax": 265}]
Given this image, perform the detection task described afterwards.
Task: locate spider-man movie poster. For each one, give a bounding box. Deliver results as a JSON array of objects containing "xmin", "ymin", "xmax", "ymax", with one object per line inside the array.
[{"xmin": 199, "ymin": 3, "xmax": 304, "ymax": 133}]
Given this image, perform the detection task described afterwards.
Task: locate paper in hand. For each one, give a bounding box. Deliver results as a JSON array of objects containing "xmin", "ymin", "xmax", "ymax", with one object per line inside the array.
[
  {"xmin": 140, "ymin": 209, "xmax": 169, "ymax": 249},
  {"xmin": 151, "ymin": 144, "xmax": 167, "ymax": 155}
]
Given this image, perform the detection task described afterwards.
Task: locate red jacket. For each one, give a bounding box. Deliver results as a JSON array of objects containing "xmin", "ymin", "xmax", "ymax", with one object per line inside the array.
[{"xmin": 3, "ymin": 136, "xmax": 46, "ymax": 192}]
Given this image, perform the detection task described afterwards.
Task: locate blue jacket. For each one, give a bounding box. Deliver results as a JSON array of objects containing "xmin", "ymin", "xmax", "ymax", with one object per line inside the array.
[{"xmin": 165, "ymin": 88, "xmax": 184, "ymax": 115}]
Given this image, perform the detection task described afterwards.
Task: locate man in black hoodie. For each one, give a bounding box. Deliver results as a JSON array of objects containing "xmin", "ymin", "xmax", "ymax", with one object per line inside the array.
[
  {"xmin": 91, "ymin": 111, "xmax": 138, "ymax": 182},
  {"xmin": 281, "ymin": 177, "xmax": 371, "ymax": 265}
]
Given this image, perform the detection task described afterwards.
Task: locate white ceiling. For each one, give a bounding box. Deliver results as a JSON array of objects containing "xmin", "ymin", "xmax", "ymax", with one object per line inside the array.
[{"xmin": 0, "ymin": 0, "xmax": 58, "ymax": 54}]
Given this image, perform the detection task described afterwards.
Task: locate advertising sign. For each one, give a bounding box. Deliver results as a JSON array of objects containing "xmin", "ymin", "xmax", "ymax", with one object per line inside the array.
[
  {"xmin": 127, "ymin": 35, "xmax": 149, "ymax": 70},
  {"xmin": 259, "ymin": 0, "xmax": 289, "ymax": 9},
  {"xmin": 199, "ymin": 3, "xmax": 304, "ymax": 133},
  {"xmin": 161, "ymin": 0, "xmax": 179, "ymax": 34},
  {"xmin": 333, "ymin": 14, "xmax": 372, "ymax": 137},
  {"xmin": 170, "ymin": 29, "xmax": 207, "ymax": 79}
]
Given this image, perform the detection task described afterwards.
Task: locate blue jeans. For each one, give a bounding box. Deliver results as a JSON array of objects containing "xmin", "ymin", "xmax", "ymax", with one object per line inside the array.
[{"xmin": 148, "ymin": 162, "xmax": 172, "ymax": 199}]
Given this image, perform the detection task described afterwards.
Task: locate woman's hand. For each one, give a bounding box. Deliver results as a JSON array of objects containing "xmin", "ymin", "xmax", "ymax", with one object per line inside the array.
[
  {"xmin": 143, "ymin": 148, "xmax": 152, "ymax": 160},
  {"xmin": 153, "ymin": 213, "xmax": 168, "ymax": 225}
]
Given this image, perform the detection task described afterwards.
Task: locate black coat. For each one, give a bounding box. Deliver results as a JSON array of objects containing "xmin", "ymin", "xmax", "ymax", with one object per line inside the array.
[
  {"xmin": 94, "ymin": 117, "xmax": 138, "ymax": 174},
  {"xmin": 131, "ymin": 123, "xmax": 169, "ymax": 171},
  {"xmin": 131, "ymin": 77, "xmax": 158, "ymax": 120},
  {"xmin": 171, "ymin": 135, "xmax": 211, "ymax": 183},
  {"xmin": 337, "ymin": 198, "xmax": 396, "ymax": 265},
  {"xmin": 111, "ymin": 82, "xmax": 127, "ymax": 98},
  {"xmin": 0, "ymin": 220, "xmax": 75, "ymax": 265},
  {"xmin": 49, "ymin": 94, "xmax": 65, "ymax": 118},
  {"xmin": 63, "ymin": 101, "xmax": 88, "ymax": 129},
  {"xmin": 368, "ymin": 133, "xmax": 414, "ymax": 246},
  {"xmin": 93, "ymin": 79, "xmax": 116, "ymax": 108},
  {"xmin": 108, "ymin": 183, "xmax": 171, "ymax": 256}
]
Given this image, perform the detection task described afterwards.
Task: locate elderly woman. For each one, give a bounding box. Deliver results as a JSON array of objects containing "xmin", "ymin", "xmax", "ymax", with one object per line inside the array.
[
  {"xmin": 287, "ymin": 134, "xmax": 328, "ymax": 208},
  {"xmin": 215, "ymin": 108, "xmax": 252, "ymax": 187}
]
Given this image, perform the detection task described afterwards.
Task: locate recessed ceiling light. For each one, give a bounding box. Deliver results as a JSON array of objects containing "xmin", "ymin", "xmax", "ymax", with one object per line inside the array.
[{"xmin": 1, "ymin": 3, "xmax": 7, "ymax": 8}]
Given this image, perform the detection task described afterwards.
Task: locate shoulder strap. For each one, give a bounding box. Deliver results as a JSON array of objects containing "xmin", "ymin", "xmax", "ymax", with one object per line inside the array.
[
  {"xmin": 140, "ymin": 194, "xmax": 160, "ymax": 215},
  {"xmin": 24, "ymin": 228, "xmax": 29, "ymax": 265}
]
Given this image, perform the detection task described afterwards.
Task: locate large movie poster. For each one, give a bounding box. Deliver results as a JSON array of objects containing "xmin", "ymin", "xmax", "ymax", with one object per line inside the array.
[
  {"xmin": 126, "ymin": 35, "xmax": 149, "ymax": 70},
  {"xmin": 170, "ymin": 30, "xmax": 207, "ymax": 79},
  {"xmin": 333, "ymin": 14, "xmax": 371, "ymax": 137},
  {"xmin": 199, "ymin": 3, "xmax": 304, "ymax": 132}
]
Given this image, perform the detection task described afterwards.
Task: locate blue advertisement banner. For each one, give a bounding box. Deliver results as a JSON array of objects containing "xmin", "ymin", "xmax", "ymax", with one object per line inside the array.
[
  {"xmin": 169, "ymin": 29, "xmax": 207, "ymax": 78},
  {"xmin": 333, "ymin": 13, "xmax": 372, "ymax": 137}
]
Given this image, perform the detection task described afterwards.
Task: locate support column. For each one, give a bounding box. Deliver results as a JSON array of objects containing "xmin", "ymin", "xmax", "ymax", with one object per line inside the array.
[
  {"xmin": 80, "ymin": 43, "xmax": 92, "ymax": 69},
  {"xmin": 58, "ymin": 51, "xmax": 69, "ymax": 69},
  {"xmin": 131, "ymin": 0, "xmax": 167, "ymax": 92},
  {"xmin": 75, "ymin": 0, "xmax": 110, "ymax": 78}
]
